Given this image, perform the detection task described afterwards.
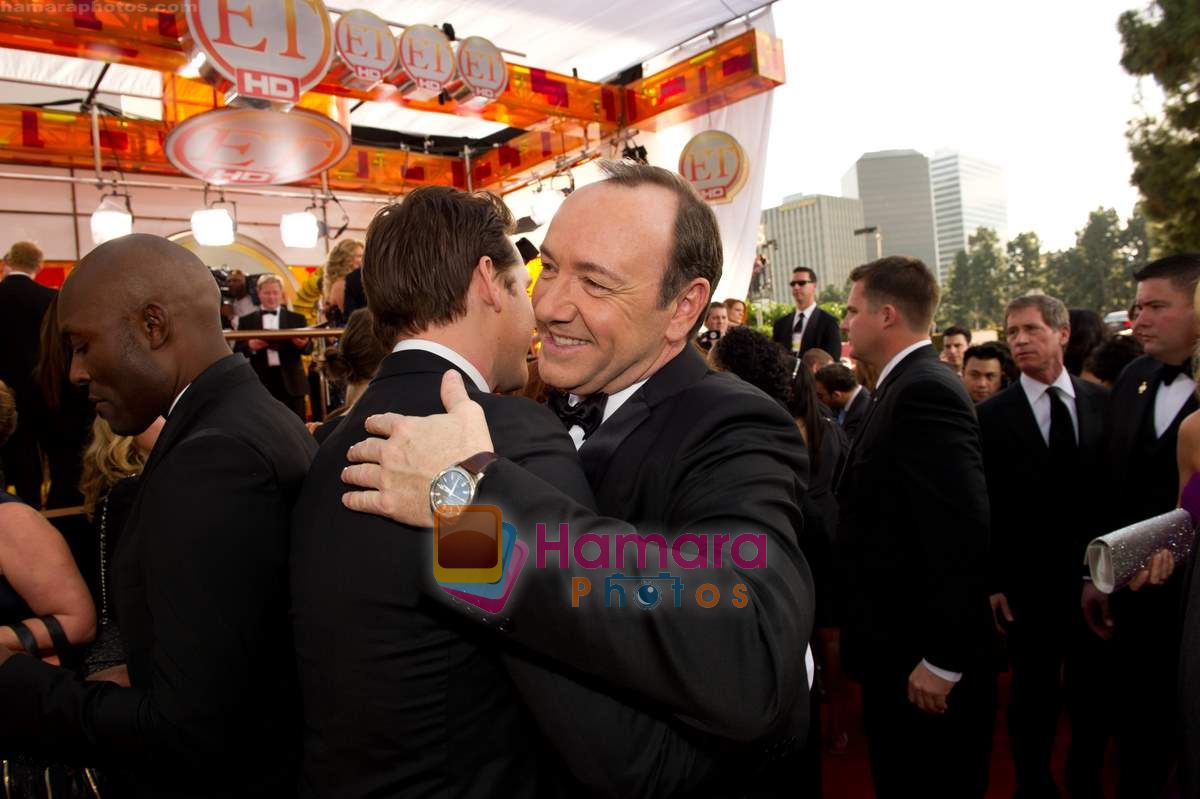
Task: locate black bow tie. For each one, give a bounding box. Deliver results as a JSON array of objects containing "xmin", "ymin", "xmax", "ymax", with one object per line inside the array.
[
  {"xmin": 546, "ymin": 390, "xmax": 607, "ymax": 439},
  {"xmin": 262, "ymin": 309, "xmax": 278, "ymax": 316},
  {"xmin": 1160, "ymin": 360, "xmax": 1192, "ymax": 386}
]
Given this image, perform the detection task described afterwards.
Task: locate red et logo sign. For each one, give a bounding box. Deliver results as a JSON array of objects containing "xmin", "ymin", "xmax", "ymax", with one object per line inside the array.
[
  {"xmin": 183, "ymin": 0, "xmax": 334, "ymax": 110},
  {"xmin": 165, "ymin": 107, "xmax": 351, "ymax": 186},
  {"xmin": 678, "ymin": 131, "xmax": 748, "ymax": 204},
  {"xmin": 449, "ymin": 36, "xmax": 509, "ymax": 109},
  {"xmin": 391, "ymin": 24, "xmax": 456, "ymax": 102},
  {"xmin": 332, "ymin": 9, "xmax": 397, "ymax": 91}
]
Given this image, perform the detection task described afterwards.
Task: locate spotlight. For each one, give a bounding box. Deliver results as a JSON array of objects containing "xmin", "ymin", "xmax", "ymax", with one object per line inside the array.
[
  {"xmin": 280, "ymin": 210, "xmax": 320, "ymax": 248},
  {"xmin": 90, "ymin": 192, "xmax": 133, "ymax": 245},
  {"xmin": 191, "ymin": 187, "xmax": 237, "ymax": 246},
  {"xmin": 622, "ymin": 143, "xmax": 648, "ymax": 164}
]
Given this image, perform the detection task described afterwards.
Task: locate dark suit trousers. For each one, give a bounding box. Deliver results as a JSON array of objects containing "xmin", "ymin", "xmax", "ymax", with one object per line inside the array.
[
  {"xmin": 1006, "ymin": 599, "xmax": 1088, "ymax": 799},
  {"xmin": 861, "ymin": 665, "xmax": 996, "ymax": 799}
]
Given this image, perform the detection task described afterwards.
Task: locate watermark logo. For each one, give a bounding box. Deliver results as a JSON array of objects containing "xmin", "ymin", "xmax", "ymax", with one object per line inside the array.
[{"xmin": 434, "ymin": 506, "xmax": 526, "ymax": 614}]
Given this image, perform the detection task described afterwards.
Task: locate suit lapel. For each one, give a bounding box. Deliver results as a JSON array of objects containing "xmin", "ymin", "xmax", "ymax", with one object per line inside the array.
[
  {"xmin": 578, "ymin": 346, "xmax": 709, "ymax": 488},
  {"xmin": 1005, "ymin": 383, "xmax": 1049, "ymax": 454}
]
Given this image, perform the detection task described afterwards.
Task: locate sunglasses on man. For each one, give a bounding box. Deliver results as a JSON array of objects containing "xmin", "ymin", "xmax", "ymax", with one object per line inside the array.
[{"xmin": 789, "ymin": 279, "xmax": 815, "ymax": 287}]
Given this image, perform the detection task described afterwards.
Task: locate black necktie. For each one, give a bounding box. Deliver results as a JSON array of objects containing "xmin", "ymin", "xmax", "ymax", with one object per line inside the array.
[
  {"xmin": 1160, "ymin": 360, "xmax": 1191, "ymax": 386},
  {"xmin": 546, "ymin": 390, "xmax": 607, "ymax": 439},
  {"xmin": 262, "ymin": 309, "xmax": 278, "ymax": 317},
  {"xmin": 1047, "ymin": 386, "xmax": 1076, "ymax": 460},
  {"xmin": 793, "ymin": 311, "xmax": 806, "ymax": 333}
]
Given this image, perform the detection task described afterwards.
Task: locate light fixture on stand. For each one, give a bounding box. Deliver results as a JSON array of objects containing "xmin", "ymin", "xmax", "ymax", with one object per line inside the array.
[
  {"xmin": 280, "ymin": 192, "xmax": 350, "ymax": 248},
  {"xmin": 90, "ymin": 190, "xmax": 133, "ymax": 245},
  {"xmin": 191, "ymin": 185, "xmax": 236, "ymax": 246},
  {"xmin": 525, "ymin": 168, "xmax": 576, "ymax": 228}
]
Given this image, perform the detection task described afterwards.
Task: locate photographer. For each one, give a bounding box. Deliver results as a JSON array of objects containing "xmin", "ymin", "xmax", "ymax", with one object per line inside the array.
[{"xmin": 696, "ymin": 301, "xmax": 728, "ymax": 351}]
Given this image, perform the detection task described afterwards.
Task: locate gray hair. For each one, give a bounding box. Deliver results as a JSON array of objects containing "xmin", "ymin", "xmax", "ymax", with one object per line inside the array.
[{"xmin": 1005, "ymin": 294, "xmax": 1069, "ymax": 331}]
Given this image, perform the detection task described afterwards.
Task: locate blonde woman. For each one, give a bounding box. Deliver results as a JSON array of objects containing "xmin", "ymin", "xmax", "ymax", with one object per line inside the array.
[
  {"xmin": 322, "ymin": 238, "xmax": 364, "ymax": 326},
  {"xmin": 78, "ymin": 415, "xmax": 162, "ymax": 680}
]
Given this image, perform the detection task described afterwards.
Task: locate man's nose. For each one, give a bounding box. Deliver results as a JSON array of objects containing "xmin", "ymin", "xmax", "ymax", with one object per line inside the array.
[{"xmin": 68, "ymin": 355, "xmax": 89, "ymax": 387}]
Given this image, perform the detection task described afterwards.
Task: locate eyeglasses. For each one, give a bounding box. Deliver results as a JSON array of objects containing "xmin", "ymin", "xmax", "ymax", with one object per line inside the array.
[{"xmin": 789, "ymin": 280, "xmax": 814, "ymax": 287}]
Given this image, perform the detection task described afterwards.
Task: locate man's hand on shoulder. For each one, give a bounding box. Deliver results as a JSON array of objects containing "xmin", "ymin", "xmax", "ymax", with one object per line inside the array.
[
  {"xmin": 907, "ymin": 661, "xmax": 954, "ymax": 715},
  {"xmin": 342, "ymin": 370, "xmax": 494, "ymax": 526}
]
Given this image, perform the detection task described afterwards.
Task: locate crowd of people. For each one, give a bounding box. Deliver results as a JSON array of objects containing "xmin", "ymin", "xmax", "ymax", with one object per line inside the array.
[{"xmin": 0, "ymin": 161, "xmax": 1196, "ymax": 798}]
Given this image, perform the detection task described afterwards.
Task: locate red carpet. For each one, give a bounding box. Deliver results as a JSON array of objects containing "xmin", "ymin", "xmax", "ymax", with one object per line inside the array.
[{"xmin": 819, "ymin": 673, "xmax": 1119, "ymax": 798}]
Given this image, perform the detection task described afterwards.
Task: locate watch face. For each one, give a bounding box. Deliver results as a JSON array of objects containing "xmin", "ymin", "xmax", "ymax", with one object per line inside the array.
[{"xmin": 432, "ymin": 467, "xmax": 474, "ymax": 512}]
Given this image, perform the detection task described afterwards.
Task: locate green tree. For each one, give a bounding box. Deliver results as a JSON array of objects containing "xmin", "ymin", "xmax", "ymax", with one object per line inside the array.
[
  {"xmin": 1119, "ymin": 0, "xmax": 1200, "ymax": 252},
  {"xmin": 1005, "ymin": 232, "xmax": 1046, "ymax": 295},
  {"xmin": 1043, "ymin": 208, "xmax": 1144, "ymax": 312},
  {"xmin": 939, "ymin": 250, "xmax": 972, "ymax": 329},
  {"xmin": 938, "ymin": 228, "xmax": 1006, "ymax": 329},
  {"xmin": 817, "ymin": 281, "xmax": 847, "ymax": 306}
]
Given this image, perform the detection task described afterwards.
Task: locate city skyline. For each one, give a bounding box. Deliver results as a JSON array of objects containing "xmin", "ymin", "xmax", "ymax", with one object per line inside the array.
[{"xmin": 763, "ymin": 0, "xmax": 1156, "ymax": 253}]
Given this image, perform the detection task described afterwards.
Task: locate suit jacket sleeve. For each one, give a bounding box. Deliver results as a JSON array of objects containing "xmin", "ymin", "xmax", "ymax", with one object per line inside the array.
[
  {"xmin": 0, "ymin": 433, "xmax": 293, "ymax": 769},
  {"xmin": 891, "ymin": 378, "xmax": 990, "ymax": 672},
  {"xmin": 233, "ymin": 313, "xmax": 257, "ymax": 357},
  {"xmin": 977, "ymin": 402, "xmax": 1009, "ymax": 595},
  {"xmin": 479, "ymin": 399, "xmax": 721, "ymax": 794},
  {"xmin": 817, "ymin": 313, "xmax": 843, "ymax": 362},
  {"xmin": 473, "ymin": 401, "xmax": 814, "ymax": 744},
  {"xmin": 771, "ymin": 315, "xmax": 790, "ymax": 348}
]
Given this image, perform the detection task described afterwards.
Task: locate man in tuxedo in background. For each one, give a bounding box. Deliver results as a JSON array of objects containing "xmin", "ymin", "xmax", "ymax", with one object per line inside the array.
[
  {"xmin": 0, "ymin": 241, "xmax": 52, "ymax": 505},
  {"xmin": 236, "ymin": 274, "xmax": 310, "ymax": 420},
  {"xmin": 340, "ymin": 161, "xmax": 817, "ymax": 796},
  {"xmin": 773, "ymin": 266, "xmax": 843, "ymax": 361},
  {"xmin": 978, "ymin": 295, "xmax": 1109, "ymax": 798},
  {"xmin": 814, "ymin": 362, "xmax": 870, "ymax": 441},
  {"xmin": 836, "ymin": 256, "xmax": 994, "ymax": 798},
  {"xmin": 1078, "ymin": 254, "xmax": 1200, "ymax": 798},
  {"xmin": 0, "ymin": 235, "xmax": 314, "ymax": 796}
]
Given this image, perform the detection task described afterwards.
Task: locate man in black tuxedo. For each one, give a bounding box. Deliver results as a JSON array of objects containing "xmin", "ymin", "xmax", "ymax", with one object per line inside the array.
[
  {"xmin": 0, "ymin": 241, "xmax": 53, "ymax": 505},
  {"xmin": 235, "ymin": 274, "xmax": 310, "ymax": 420},
  {"xmin": 1077, "ymin": 254, "xmax": 1200, "ymax": 798},
  {"xmin": 772, "ymin": 266, "xmax": 842, "ymax": 361},
  {"xmin": 339, "ymin": 163, "xmax": 817, "ymax": 795},
  {"xmin": 978, "ymin": 295, "xmax": 1109, "ymax": 798},
  {"xmin": 0, "ymin": 235, "xmax": 314, "ymax": 796},
  {"xmin": 836, "ymin": 256, "xmax": 994, "ymax": 798},
  {"xmin": 814, "ymin": 362, "xmax": 870, "ymax": 441}
]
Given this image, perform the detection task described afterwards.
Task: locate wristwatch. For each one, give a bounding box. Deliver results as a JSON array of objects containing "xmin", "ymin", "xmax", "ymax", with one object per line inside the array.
[{"xmin": 429, "ymin": 452, "xmax": 498, "ymax": 518}]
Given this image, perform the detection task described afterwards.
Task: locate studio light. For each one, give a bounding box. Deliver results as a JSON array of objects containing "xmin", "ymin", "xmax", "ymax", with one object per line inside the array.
[
  {"xmin": 280, "ymin": 210, "xmax": 320, "ymax": 248},
  {"xmin": 191, "ymin": 186, "xmax": 237, "ymax": 246},
  {"xmin": 90, "ymin": 192, "xmax": 133, "ymax": 245}
]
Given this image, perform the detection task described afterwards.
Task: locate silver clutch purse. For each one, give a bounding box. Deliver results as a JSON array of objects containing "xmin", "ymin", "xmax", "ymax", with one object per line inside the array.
[{"xmin": 1086, "ymin": 508, "xmax": 1196, "ymax": 593}]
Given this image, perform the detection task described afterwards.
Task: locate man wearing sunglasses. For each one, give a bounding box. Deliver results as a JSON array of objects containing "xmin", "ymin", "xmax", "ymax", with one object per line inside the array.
[{"xmin": 772, "ymin": 267, "xmax": 843, "ymax": 361}]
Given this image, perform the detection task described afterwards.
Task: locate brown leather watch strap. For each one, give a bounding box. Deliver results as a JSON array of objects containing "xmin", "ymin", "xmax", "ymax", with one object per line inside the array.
[{"xmin": 459, "ymin": 451, "xmax": 498, "ymax": 476}]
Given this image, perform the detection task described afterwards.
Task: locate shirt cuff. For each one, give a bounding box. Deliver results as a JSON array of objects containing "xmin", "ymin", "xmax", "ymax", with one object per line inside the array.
[
  {"xmin": 805, "ymin": 646, "xmax": 814, "ymax": 689},
  {"xmin": 921, "ymin": 659, "xmax": 962, "ymax": 683}
]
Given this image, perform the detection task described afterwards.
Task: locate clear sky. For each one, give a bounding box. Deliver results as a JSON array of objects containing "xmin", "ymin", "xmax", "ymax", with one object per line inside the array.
[{"xmin": 762, "ymin": 0, "xmax": 1159, "ymax": 251}]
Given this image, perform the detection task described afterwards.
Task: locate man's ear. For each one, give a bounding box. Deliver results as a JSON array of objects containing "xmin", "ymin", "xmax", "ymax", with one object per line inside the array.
[
  {"xmin": 667, "ymin": 278, "xmax": 711, "ymax": 343},
  {"xmin": 474, "ymin": 256, "xmax": 504, "ymax": 312},
  {"xmin": 142, "ymin": 303, "xmax": 170, "ymax": 350}
]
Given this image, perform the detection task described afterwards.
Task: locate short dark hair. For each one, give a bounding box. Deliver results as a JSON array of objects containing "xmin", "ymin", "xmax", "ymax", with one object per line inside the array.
[
  {"xmin": 942, "ymin": 325, "xmax": 971, "ymax": 343},
  {"xmin": 814, "ymin": 362, "xmax": 858, "ymax": 393},
  {"xmin": 1133, "ymin": 253, "xmax": 1200, "ymax": 294},
  {"xmin": 1005, "ymin": 294, "xmax": 1069, "ymax": 331},
  {"xmin": 1066, "ymin": 308, "xmax": 1108, "ymax": 376},
  {"xmin": 707, "ymin": 301, "xmax": 726, "ymax": 312},
  {"xmin": 1083, "ymin": 335, "xmax": 1144, "ymax": 384},
  {"xmin": 363, "ymin": 186, "xmax": 519, "ymax": 345},
  {"xmin": 711, "ymin": 327, "xmax": 791, "ymax": 407},
  {"xmin": 598, "ymin": 160, "xmax": 722, "ymax": 334},
  {"xmin": 793, "ymin": 267, "xmax": 817, "ymax": 282},
  {"xmin": 963, "ymin": 341, "xmax": 1018, "ymax": 384},
  {"xmin": 848, "ymin": 256, "xmax": 940, "ymax": 331}
]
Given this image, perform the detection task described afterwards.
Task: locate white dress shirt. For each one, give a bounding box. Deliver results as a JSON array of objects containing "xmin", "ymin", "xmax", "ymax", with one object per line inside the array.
[
  {"xmin": 875, "ymin": 339, "xmax": 933, "ymax": 390},
  {"xmin": 260, "ymin": 308, "xmax": 282, "ymax": 366},
  {"xmin": 392, "ymin": 339, "xmax": 490, "ymax": 392},
  {"xmin": 566, "ymin": 379, "xmax": 648, "ymax": 450},
  {"xmin": 168, "ymin": 384, "xmax": 190, "ymax": 417},
  {"xmin": 1155, "ymin": 370, "xmax": 1195, "ymax": 438},
  {"xmin": 1019, "ymin": 369, "xmax": 1078, "ymax": 445},
  {"xmin": 836, "ymin": 385, "xmax": 863, "ymax": 425},
  {"xmin": 790, "ymin": 303, "xmax": 817, "ymax": 353}
]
